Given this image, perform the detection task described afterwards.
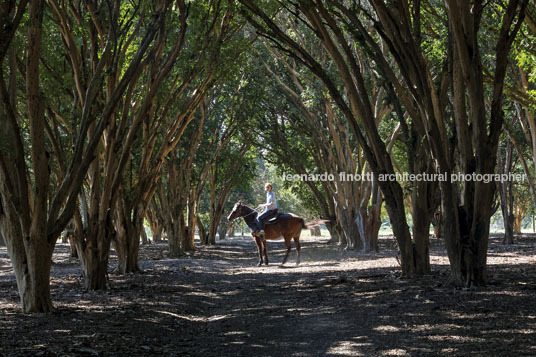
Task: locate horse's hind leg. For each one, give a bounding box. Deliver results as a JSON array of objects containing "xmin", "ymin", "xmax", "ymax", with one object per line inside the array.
[
  {"xmin": 263, "ymin": 240, "xmax": 269, "ymax": 266},
  {"xmin": 294, "ymin": 236, "xmax": 301, "ymax": 265},
  {"xmin": 280, "ymin": 237, "xmax": 292, "ymax": 266},
  {"xmin": 255, "ymin": 236, "xmax": 263, "ymax": 266}
]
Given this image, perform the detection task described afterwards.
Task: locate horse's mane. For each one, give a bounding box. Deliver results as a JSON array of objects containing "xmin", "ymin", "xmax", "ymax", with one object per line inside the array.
[{"xmin": 240, "ymin": 204, "xmax": 257, "ymax": 217}]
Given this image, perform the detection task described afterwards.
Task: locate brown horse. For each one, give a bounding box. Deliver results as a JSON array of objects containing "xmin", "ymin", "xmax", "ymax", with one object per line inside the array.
[{"xmin": 227, "ymin": 201, "xmax": 325, "ymax": 266}]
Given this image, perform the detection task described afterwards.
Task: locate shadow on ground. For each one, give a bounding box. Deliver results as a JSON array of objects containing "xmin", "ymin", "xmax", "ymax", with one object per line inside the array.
[{"xmin": 1, "ymin": 234, "xmax": 536, "ymax": 356}]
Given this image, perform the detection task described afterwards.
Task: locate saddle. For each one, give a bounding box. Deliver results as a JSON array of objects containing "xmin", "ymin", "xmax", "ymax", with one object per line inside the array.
[{"xmin": 263, "ymin": 212, "xmax": 284, "ymax": 225}]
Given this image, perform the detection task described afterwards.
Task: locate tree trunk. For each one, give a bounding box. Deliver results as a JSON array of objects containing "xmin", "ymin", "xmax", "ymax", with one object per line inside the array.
[
  {"xmin": 74, "ymin": 226, "xmax": 112, "ymax": 290},
  {"xmin": 218, "ymin": 222, "xmax": 228, "ymax": 241},
  {"xmin": 501, "ymin": 205, "xmax": 515, "ymax": 245},
  {"xmin": 431, "ymin": 210, "xmax": 441, "ymax": 238},
  {"xmin": 334, "ymin": 202, "xmax": 359, "ymax": 249},
  {"xmin": 114, "ymin": 226, "xmax": 141, "ymax": 274},
  {"xmin": 324, "ymin": 221, "xmax": 342, "ymax": 244},
  {"xmin": 384, "ymin": 191, "xmax": 415, "ymax": 278},
  {"xmin": 226, "ymin": 224, "xmax": 234, "ymax": 238},
  {"xmin": 197, "ymin": 216, "xmax": 208, "ymax": 245},
  {"xmin": 512, "ymin": 205, "xmax": 525, "ymax": 234},
  {"xmin": 1, "ymin": 215, "xmax": 55, "ymax": 312},
  {"xmin": 497, "ymin": 142, "xmax": 515, "ymax": 244},
  {"xmin": 412, "ymin": 184, "xmax": 431, "ymax": 275},
  {"xmin": 467, "ymin": 177, "xmax": 497, "ymax": 286},
  {"xmin": 440, "ymin": 181, "xmax": 464, "ymax": 284},
  {"xmin": 359, "ymin": 203, "xmax": 381, "ymax": 252},
  {"xmin": 113, "ymin": 198, "xmax": 142, "ymax": 274},
  {"xmin": 182, "ymin": 197, "xmax": 197, "ymax": 252},
  {"xmin": 140, "ymin": 227, "xmax": 149, "ymax": 245},
  {"xmin": 167, "ymin": 210, "xmax": 186, "ymax": 257},
  {"xmin": 64, "ymin": 230, "xmax": 78, "ymax": 258},
  {"xmin": 309, "ymin": 226, "xmax": 321, "ymax": 236},
  {"xmin": 152, "ymin": 225, "xmax": 164, "ymax": 242},
  {"xmin": 147, "ymin": 198, "xmax": 165, "ymax": 242}
]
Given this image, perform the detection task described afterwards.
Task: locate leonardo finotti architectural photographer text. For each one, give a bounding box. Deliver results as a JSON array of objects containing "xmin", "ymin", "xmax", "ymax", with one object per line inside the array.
[{"xmin": 281, "ymin": 172, "xmax": 526, "ymax": 183}]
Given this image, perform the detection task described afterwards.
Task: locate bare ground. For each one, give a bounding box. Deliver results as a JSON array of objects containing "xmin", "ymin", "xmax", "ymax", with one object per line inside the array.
[{"xmin": 1, "ymin": 233, "xmax": 536, "ymax": 356}]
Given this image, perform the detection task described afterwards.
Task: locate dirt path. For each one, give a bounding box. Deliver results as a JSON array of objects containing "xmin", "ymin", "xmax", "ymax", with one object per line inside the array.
[{"xmin": 1, "ymin": 234, "xmax": 536, "ymax": 356}]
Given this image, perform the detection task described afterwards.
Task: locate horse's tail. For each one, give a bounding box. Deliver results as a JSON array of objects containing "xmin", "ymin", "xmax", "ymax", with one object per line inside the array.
[{"xmin": 302, "ymin": 219, "xmax": 330, "ymax": 229}]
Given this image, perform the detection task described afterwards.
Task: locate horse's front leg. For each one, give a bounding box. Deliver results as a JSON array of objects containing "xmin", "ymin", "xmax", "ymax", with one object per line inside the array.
[
  {"xmin": 254, "ymin": 236, "xmax": 263, "ymax": 266},
  {"xmin": 263, "ymin": 240, "xmax": 269, "ymax": 265}
]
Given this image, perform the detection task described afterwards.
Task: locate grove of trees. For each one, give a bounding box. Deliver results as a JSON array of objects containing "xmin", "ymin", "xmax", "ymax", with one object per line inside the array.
[{"xmin": 1, "ymin": 0, "xmax": 536, "ymax": 313}]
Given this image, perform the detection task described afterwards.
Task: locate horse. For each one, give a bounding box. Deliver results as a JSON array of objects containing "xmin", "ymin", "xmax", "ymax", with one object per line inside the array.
[{"xmin": 227, "ymin": 201, "xmax": 326, "ymax": 266}]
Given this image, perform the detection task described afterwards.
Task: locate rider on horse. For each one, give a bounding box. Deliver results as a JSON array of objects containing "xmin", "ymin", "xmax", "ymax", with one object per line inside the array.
[{"xmin": 255, "ymin": 183, "xmax": 278, "ymax": 236}]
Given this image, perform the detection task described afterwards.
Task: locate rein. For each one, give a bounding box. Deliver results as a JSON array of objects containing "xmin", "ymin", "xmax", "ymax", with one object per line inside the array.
[{"xmin": 241, "ymin": 206, "xmax": 262, "ymax": 219}]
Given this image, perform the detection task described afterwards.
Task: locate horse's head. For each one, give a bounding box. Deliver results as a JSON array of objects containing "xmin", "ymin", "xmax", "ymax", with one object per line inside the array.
[{"xmin": 227, "ymin": 200, "xmax": 244, "ymax": 221}]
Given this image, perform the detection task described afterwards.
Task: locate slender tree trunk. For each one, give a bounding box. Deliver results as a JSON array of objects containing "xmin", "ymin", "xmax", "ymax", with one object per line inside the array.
[
  {"xmin": 114, "ymin": 223, "xmax": 141, "ymax": 274},
  {"xmin": 113, "ymin": 197, "xmax": 143, "ymax": 273},
  {"xmin": 141, "ymin": 227, "xmax": 149, "ymax": 245},
  {"xmin": 64, "ymin": 230, "xmax": 78, "ymax": 258},
  {"xmin": 325, "ymin": 221, "xmax": 343, "ymax": 244},
  {"xmin": 497, "ymin": 142, "xmax": 515, "ymax": 244},
  {"xmin": 440, "ymin": 180, "xmax": 464, "ymax": 284},
  {"xmin": 152, "ymin": 224, "xmax": 164, "ymax": 242},
  {"xmin": 469, "ymin": 177, "xmax": 496, "ymax": 285},
  {"xmin": 334, "ymin": 202, "xmax": 359, "ymax": 249},
  {"xmin": 383, "ymin": 188, "xmax": 415, "ymax": 278},
  {"xmin": 218, "ymin": 222, "xmax": 228, "ymax": 241},
  {"xmin": 412, "ymin": 184, "xmax": 431, "ymax": 275},
  {"xmin": 226, "ymin": 224, "xmax": 234, "ymax": 238},
  {"xmin": 183, "ymin": 197, "xmax": 197, "ymax": 252},
  {"xmin": 149, "ymin": 205, "xmax": 165, "ymax": 243},
  {"xmin": 358, "ymin": 203, "xmax": 381, "ymax": 252},
  {"xmin": 167, "ymin": 210, "xmax": 186, "ymax": 256},
  {"xmin": 310, "ymin": 226, "xmax": 321, "ymax": 236},
  {"xmin": 512, "ymin": 205, "xmax": 525, "ymax": 234},
  {"xmin": 197, "ymin": 216, "xmax": 208, "ymax": 245},
  {"xmin": 74, "ymin": 224, "xmax": 113, "ymax": 290},
  {"xmin": 431, "ymin": 210, "xmax": 441, "ymax": 238}
]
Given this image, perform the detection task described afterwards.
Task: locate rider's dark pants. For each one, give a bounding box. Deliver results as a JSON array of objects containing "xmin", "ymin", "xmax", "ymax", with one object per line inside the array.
[{"xmin": 257, "ymin": 209, "xmax": 278, "ymax": 232}]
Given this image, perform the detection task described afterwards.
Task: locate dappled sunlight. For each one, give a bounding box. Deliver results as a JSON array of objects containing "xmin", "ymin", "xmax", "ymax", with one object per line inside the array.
[
  {"xmin": 372, "ymin": 325, "xmax": 402, "ymax": 332},
  {"xmin": 380, "ymin": 349, "xmax": 409, "ymax": 356},
  {"xmin": 427, "ymin": 335, "xmax": 487, "ymax": 343},
  {"xmin": 325, "ymin": 340, "xmax": 370, "ymax": 356}
]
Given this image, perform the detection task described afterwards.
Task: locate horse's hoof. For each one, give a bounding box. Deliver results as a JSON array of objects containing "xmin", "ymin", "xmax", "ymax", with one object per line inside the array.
[
  {"xmin": 265, "ymin": 262, "xmax": 269, "ymax": 266},
  {"xmin": 257, "ymin": 262, "xmax": 262, "ymax": 267}
]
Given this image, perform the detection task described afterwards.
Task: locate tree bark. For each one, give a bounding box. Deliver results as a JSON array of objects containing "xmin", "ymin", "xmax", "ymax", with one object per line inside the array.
[
  {"xmin": 0, "ymin": 207, "xmax": 54, "ymax": 312},
  {"xmin": 497, "ymin": 142, "xmax": 515, "ymax": 244},
  {"xmin": 412, "ymin": 182, "xmax": 432, "ymax": 275},
  {"xmin": 218, "ymin": 222, "xmax": 228, "ymax": 241},
  {"xmin": 114, "ymin": 216, "xmax": 142, "ymax": 274},
  {"xmin": 141, "ymin": 227, "xmax": 149, "ymax": 245},
  {"xmin": 513, "ymin": 205, "xmax": 526, "ymax": 234},
  {"xmin": 198, "ymin": 216, "xmax": 208, "ymax": 245},
  {"xmin": 72, "ymin": 217, "xmax": 114, "ymax": 290},
  {"xmin": 183, "ymin": 195, "xmax": 197, "ymax": 252}
]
